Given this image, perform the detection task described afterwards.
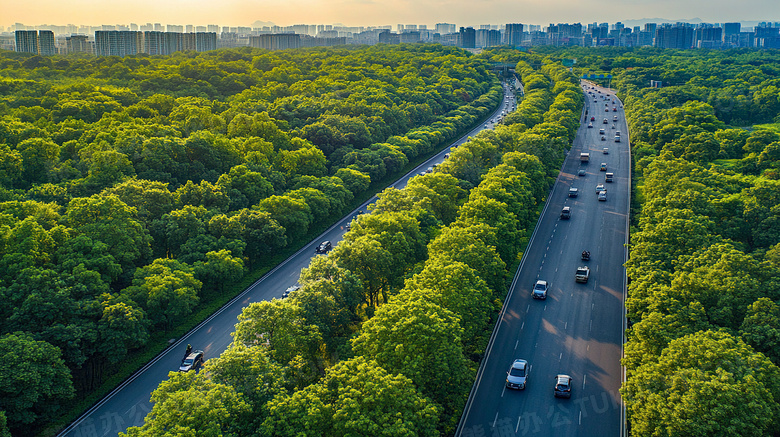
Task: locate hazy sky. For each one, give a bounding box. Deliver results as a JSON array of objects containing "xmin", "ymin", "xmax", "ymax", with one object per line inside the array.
[{"xmin": 2, "ymin": 0, "xmax": 779, "ymax": 28}]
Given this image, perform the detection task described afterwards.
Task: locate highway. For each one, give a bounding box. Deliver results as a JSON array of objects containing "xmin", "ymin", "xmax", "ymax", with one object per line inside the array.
[
  {"xmin": 456, "ymin": 81, "xmax": 629, "ymax": 437},
  {"xmin": 60, "ymin": 81, "xmax": 517, "ymax": 437}
]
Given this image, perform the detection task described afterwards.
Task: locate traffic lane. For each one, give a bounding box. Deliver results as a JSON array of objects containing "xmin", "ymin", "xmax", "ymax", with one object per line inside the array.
[
  {"xmin": 457, "ymin": 92, "xmax": 627, "ymax": 436},
  {"xmin": 61, "ymin": 86, "xmax": 514, "ymax": 437}
]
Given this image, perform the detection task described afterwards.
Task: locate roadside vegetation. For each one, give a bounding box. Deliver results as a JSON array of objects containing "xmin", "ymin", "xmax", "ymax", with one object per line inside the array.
[
  {"xmin": 560, "ymin": 47, "xmax": 780, "ymax": 436},
  {"xmin": 0, "ymin": 43, "xmax": 507, "ymax": 435},
  {"xmin": 120, "ymin": 55, "xmax": 583, "ymax": 436}
]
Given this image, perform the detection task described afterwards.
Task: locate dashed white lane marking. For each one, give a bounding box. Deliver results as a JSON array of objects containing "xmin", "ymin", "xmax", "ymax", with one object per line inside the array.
[
  {"xmin": 526, "ymin": 305, "xmax": 530, "ymax": 313},
  {"xmin": 583, "ymin": 375, "xmax": 587, "ymax": 389},
  {"xmin": 559, "ymin": 353, "xmax": 563, "ymax": 360},
  {"xmin": 516, "ymin": 416, "xmax": 522, "ymax": 433},
  {"xmin": 493, "ymin": 412, "xmax": 499, "ymax": 427},
  {"xmin": 515, "ymin": 340, "xmax": 519, "ymax": 350},
  {"xmin": 565, "ymin": 322, "xmax": 568, "ymax": 330},
  {"xmin": 579, "ymin": 411, "xmax": 582, "ymax": 425}
]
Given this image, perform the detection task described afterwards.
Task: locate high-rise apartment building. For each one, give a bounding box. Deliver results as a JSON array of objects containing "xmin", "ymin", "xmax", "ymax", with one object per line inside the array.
[
  {"xmin": 459, "ymin": 27, "xmax": 476, "ymax": 48},
  {"xmin": 505, "ymin": 23, "xmax": 524, "ymax": 46},
  {"xmin": 655, "ymin": 23, "xmax": 694, "ymax": 49},
  {"xmin": 14, "ymin": 30, "xmax": 38, "ymax": 54},
  {"xmin": 95, "ymin": 30, "xmax": 143, "ymax": 56},
  {"xmin": 66, "ymin": 34, "xmax": 90, "ymax": 53},
  {"xmin": 250, "ymin": 34, "xmax": 300, "ymax": 50},
  {"xmin": 38, "ymin": 30, "xmax": 55, "ymax": 55},
  {"xmin": 435, "ymin": 23, "xmax": 456, "ymax": 35}
]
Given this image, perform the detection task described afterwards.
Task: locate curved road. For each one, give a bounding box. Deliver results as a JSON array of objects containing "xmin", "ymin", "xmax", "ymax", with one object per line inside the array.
[
  {"xmin": 456, "ymin": 82, "xmax": 629, "ymax": 437},
  {"xmin": 60, "ymin": 81, "xmax": 518, "ymax": 437}
]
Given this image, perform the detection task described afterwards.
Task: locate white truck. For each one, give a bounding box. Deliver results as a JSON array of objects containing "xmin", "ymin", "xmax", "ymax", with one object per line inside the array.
[
  {"xmin": 580, "ymin": 152, "xmax": 590, "ymax": 163},
  {"xmin": 575, "ymin": 266, "xmax": 590, "ymax": 283}
]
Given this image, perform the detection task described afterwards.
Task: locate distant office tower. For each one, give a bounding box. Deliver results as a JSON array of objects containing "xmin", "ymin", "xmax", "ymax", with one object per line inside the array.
[
  {"xmin": 14, "ymin": 30, "xmax": 38, "ymax": 54},
  {"xmin": 250, "ymin": 34, "xmax": 300, "ymax": 50},
  {"xmin": 723, "ymin": 22, "xmax": 740, "ymax": 46},
  {"xmin": 95, "ymin": 30, "xmax": 143, "ymax": 56},
  {"xmin": 655, "ymin": 24, "xmax": 694, "ymax": 49},
  {"xmin": 436, "ymin": 23, "xmax": 456, "ymax": 35},
  {"xmin": 459, "ymin": 27, "xmax": 476, "ymax": 48},
  {"xmin": 505, "ymin": 23, "xmax": 524, "ymax": 46},
  {"xmin": 66, "ymin": 34, "xmax": 90, "ymax": 53},
  {"xmin": 38, "ymin": 30, "xmax": 55, "ymax": 55}
]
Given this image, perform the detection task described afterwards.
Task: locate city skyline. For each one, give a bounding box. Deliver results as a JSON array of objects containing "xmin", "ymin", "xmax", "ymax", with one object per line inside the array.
[{"xmin": 3, "ymin": 0, "xmax": 779, "ymax": 29}]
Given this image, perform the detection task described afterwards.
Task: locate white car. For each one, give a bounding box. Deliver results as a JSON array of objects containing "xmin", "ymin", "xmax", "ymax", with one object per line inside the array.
[
  {"xmin": 532, "ymin": 280, "xmax": 549, "ymax": 299},
  {"xmin": 595, "ymin": 183, "xmax": 605, "ymax": 193},
  {"xmin": 506, "ymin": 359, "xmax": 529, "ymax": 389},
  {"xmin": 598, "ymin": 191, "xmax": 607, "ymax": 201}
]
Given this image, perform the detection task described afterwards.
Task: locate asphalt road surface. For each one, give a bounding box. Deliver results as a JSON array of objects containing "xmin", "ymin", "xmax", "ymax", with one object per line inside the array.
[
  {"xmin": 456, "ymin": 82, "xmax": 629, "ymax": 437},
  {"xmin": 60, "ymin": 81, "xmax": 518, "ymax": 437}
]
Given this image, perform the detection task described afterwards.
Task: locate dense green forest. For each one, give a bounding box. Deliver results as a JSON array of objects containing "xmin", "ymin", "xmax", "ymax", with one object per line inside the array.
[
  {"xmin": 0, "ymin": 43, "xmax": 509, "ymax": 435},
  {"xmin": 119, "ymin": 56, "xmax": 582, "ymax": 436},
  {"xmin": 557, "ymin": 47, "xmax": 780, "ymax": 436}
]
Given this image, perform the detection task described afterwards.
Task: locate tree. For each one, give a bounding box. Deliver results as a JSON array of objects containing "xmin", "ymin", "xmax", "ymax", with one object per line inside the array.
[
  {"xmin": 296, "ymin": 256, "xmax": 364, "ymax": 355},
  {"xmin": 233, "ymin": 299, "xmax": 324, "ymax": 384},
  {"xmin": 427, "ymin": 224, "xmax": 507, "ymax": 293},
  {"xmin": 255, "ymin": 195, "xmax": 312, "ymax": 242},
  {"xmin": 193, "ymin": 249, "xmax": 244, "ymax": 294},
  {"xmin": 121, "ymin": 370, "xmax": 251, "ymax": 437},
  {"xmin": 65, "ymin": 194, "xmax": 152, "ymax": 270},
  {"xmin": 205, "ymin": 344, "xmax": 285, "ymax": 416},
  {"xmin": 351, "ymin": 295, "xmax": 472, "ymax": 431},
  {"xmin": 0, "ymin": 333, "xmax": 74, "ymax": 433},
  {"xmin": 334, "ymin": 167, "xmax": 371, "ymax": 195},
  {"xmin": 332, "ymin": 234, "xmax": 395, "ymax": 307},
  {"xmin": 233, "ymin": 208, "xmax": 287, "ymax": 268},
  {"xmin": 262, "ymin": 356, "xmax": 440, "ymax": 437},
  {"xmin": 16, "ymin": 137, "xmax": 59, "ymax": 185},
  {"xmin": 622, "ymin": 330, "xmax": 780, "ymax": 437},
  {"xmin": 123, "ymin": 258, "xmax": 201, "ymax": 330},
  {"xmin": 404, "ymin": 259, "xmax": 495, "ymax": 355},
  {"xmin": 84, "ymin": 150, "xmax": 135, "ymax": 190},
  {"xmin": 740, "ymin": 297, "xmax": 780, "ymax": 365}
]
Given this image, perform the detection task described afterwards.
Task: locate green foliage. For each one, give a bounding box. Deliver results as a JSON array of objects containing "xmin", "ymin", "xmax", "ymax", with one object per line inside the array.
[
  {"xmin": 566, "ymin": 47, "xmax": 780, "ymax": 435},
  {"xmin": 622, "ymin": 331, "xmax": 780, "ymax": 437},
  {"xmin": 261, "ymin": 356, "xmax": 440, "ymax": 437},
  {"xmin": 0, "ymin": 332, "xmax": 74, "ymax": 433}
]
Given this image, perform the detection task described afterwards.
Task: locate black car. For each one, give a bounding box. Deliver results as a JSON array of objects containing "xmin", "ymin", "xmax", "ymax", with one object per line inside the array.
[
  {"xmin": 179, "ymin": 350, "xmax": 204, "ymax": 372},
  {"xmin": 316, "ymin": 241, "xmax": 332, "ymax": 253}
]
